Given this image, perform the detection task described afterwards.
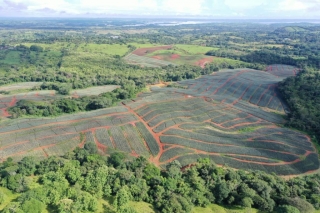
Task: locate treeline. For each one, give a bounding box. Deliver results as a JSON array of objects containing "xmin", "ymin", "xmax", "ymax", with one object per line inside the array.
[
  {"xmin": 0, "ymin": 146, "xmax": 319, "ymax": 213},
  {"xmin": 206, "ymin": 49, "xmax": 320, "ymax": 69},
  {"xmin": 278, "ymin": 70, "xmax": 320, "ymax": 146},
  {"xmin": 0, "ymin": 59, "xmax": 214, "ymax": 87},
  {"xmin": 8, "ymin": 84, "xmax": 139, "ymax": 118}
]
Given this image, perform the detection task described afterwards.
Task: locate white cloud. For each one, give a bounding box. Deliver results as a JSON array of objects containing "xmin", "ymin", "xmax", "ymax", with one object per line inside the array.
[
  {"xmin": 0, "ymin": 0, "xmax": 207, "ymax": 15},
  {"xmin": 1, "ymin": 0, "xmax": 320, "ymax": 17},
  {"xmin": 161, "ymin": 0, "xmax": 205, "ymax": 15},
  {"xmin": 224, "ymin": 0, "xmax": 267, "ymax": 10},
  {"xmin": 278, "ymin": 0, "xmax": 309, "ymax": 11}
]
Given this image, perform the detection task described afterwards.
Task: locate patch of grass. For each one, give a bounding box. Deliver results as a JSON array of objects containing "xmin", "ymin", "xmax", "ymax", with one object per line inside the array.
[
  {"xmin": 0, "ymin": 51, "xmax": 21, "ymax": 65},
  {"xmin": 238, "ymin": 127, "xmax": 261, "ymax": 134},
  {"xmin": 128, "ymin": 42, "xmax": 165, "ymax": 49},
  {"xmin": 130, "ymin": 201, "xmax": 156, "ymax": 213},
  {"xmin": 192, "ymin": 204, "xmax": 263, "ymax": 213},
  {"xmin": 0, "ymin": 187, "xmax": 20, "ymax": 211},
  {"xmin": 175, "ymin": 44, "xmax": 218, "ymax": 54}
]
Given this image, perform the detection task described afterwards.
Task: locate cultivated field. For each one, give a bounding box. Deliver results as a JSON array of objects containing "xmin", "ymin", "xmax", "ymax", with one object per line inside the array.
[
  {"xmin": 124, "ymin": 44, "xmax": 217, "ymax": 68},
  {"xmin": 0, "ymin": 67, "xmax": 318, "ymax": 176},
  {"xmin": 266, "ymin": 64, "xmax": 299, "ymax": 78}
]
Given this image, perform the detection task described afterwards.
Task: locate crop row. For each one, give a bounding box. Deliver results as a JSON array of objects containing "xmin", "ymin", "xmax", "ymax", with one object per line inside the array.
[
  {"xmin": 159, "ymin": 147, "xmax": 195, "ymax": 162},
  {"xmin": 95, "ymin": 128, "xmax": 114, "ymax": 148},
  {"xmin": 160, "ymin": 135, "xmax": 299, "ymax": 162},
  {"xmin": 226, "ymin": 155, "xmax": 280, "ymax": 163},
  {"xmin": 122, "ymin": 124, "xmax": 150, "ymax": 156},
  {"xmin": 232, "ymin": 101, "xmax": 284, "ymax": 123},
  {"xmin": 44, "ymin": 137, "xmax": 80, "ymax": 156},
  {"xmin": 126, "ymin": 92, "xmax": 183, "ymax": 109},
  {"xmin": 109, "ymin": 126, "xmax": 132, "ymax": 152},
  {"xmin": 163, "ymin": 128, "xmax": 307, "ymax": 155},
  {"xmin": 135, "ymin": 122, "xmax": 159, "ymax": 156},
  {"xmin": 170, "ymin": 152, "xmax": 318, "ymax": 175}
]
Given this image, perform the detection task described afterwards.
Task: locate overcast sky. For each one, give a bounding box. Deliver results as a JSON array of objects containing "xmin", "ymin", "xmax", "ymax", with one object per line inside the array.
[{"xmin": 0, "ymin": 0, "xmax": 320, "ymax": 19}]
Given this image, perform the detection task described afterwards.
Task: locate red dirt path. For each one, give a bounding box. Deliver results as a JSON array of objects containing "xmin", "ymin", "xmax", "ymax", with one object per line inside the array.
[
  {"xmin": 152, "ymin": 55, "xmax": 163, "ymax": 60},
  {"xmin": 2, "ymin": 96, "xmax": 17, "ymax": 117},
  {"xmin": 132, "ymin": 45, "xmax": 172, "ymax": 56},
  {"xmin": 195, "ymin": 57, "xmax": 214, "ymax": 68},
  {"xmin": 171, "ymin": 54, "xmax": 180, "ymax": 59}
]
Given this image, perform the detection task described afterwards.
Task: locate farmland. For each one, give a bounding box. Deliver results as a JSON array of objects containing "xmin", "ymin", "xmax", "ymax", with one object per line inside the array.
[
  {"xmin": 124, "ymin": 44, "xmax": 218, "ymax": 68},
  {"xmin": 0, "ymin": 66, "xmax": 318, "ymax": 176}
]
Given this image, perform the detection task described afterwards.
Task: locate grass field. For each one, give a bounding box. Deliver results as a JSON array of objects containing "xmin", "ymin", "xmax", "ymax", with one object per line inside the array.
[
  {"xmin": 175, "ymin": 44, "xmax": 218, "ymax": 54},
  {"xmin": 0, "ymin": 51, "xmax": 21, "ymax": 65},
  {"xmin": 22, "ymin": 42, "xmax": 130, "ymax": 56},
  {"xmin": 125, "ymin": 44, "xmax": 216, "ymax": 67},
  {"xmin": 0, "ymin": 66, "xmax": 318, "ymax": 176}
]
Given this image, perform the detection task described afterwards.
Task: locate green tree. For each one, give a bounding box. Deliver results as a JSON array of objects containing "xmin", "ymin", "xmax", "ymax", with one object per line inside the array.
[
  {"xmin": 21, "ymin": 198, "xmax": 46, "ymax": 213},
  {"xmin": 276, "ymin": 205, "xmax": 301, "ymax": 213},
  {"xmin": 114, "ymin": 187, "xmax": 137, "ymax": 213}
]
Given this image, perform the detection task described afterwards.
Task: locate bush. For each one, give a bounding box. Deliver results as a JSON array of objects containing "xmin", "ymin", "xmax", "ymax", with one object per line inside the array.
[
  {"xmin": 276, "ymin": 205, "xmax": 301, "ymax": 213},
  {"xmin": 283, "ymin": 197, "xmax": 315, "ymax": 213}
]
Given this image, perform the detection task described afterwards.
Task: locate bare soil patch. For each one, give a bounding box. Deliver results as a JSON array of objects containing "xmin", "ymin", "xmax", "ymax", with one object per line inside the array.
[{"xmin": 195, "ymin": 57, "xmax": 214, "ymax": 68}]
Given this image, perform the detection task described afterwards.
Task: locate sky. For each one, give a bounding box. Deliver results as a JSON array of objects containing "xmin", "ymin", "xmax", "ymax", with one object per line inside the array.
[{"xmin": 0, "ymin": 0, "xmax": 320, "ymax": 19}]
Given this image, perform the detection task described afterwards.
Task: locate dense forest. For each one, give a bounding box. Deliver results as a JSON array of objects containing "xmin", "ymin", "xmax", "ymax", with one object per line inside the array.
[
  {"xmin": 0, "ymin": 146, "xmax": 320, "ymax": 213},
  {"xmin": 278, "ymin": 70, "xmax": 320, "ymax": 147}
]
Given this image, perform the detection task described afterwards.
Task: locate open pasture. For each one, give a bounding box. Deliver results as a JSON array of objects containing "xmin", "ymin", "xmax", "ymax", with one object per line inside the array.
[
  {"xmin": 71, "ymin": 85, "xmax": 119, "ymax": 97},
  {"xmin": 0, "ymin": 66, "xmax": 318, "ymax": 176},
  {"xmin": 0, "ymin": 82, "xmax": 42, "ymax": 92}
]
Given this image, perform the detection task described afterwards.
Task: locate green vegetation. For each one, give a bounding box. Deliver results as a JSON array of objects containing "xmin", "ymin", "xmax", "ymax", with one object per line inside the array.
[
  {"xmin": 1, "ymin": 19, "xmax": 320, "ymax": 213},
  {"xmin": 278, "ymin": 71, "xmax": 320, "ymax": 149},
  {"xmin": 175, "ymin": 44, "xmax": 218, "ymax": 54},
  {"xmin": 0, "ymin": 151, "xmax": 319, "ymax": 213}
]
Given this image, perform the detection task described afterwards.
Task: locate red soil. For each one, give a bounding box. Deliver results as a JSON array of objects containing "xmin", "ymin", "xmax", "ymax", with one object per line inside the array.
[
  {"xmin": 195, "ymin": 57, "xmax": 214, "ymax": 68},
  {"xmin": 171, "ymin": 54, "xmax": 180, "ymax": 59},
  {"xmin": 152, "ymin": 55, "xmax": 163, "ymax": 60},
  {"xmin": 72, "ymin": 92, "xmax": 79, "ymax": 98},
  {"xmin": 123, "ymin": 103, "xmax": 164, "ymax": 167},
  {"xmin": 132, "ymin": 45, "xmax": 173, "ymax": 56},
  {"xmin": 2, "ymin": 96, "xmax": 17, "ymax": 117}
]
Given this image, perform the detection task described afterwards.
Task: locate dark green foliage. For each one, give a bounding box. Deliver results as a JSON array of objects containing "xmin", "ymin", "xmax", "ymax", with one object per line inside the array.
[
  {"xmin": 1, "ymin": 152, "xmax": 320, "ymax": 213},
  {"xmin": 29, "ymin": 45, "xmax": 43, "ymax": 52},
  {"xmin": 8, "ymin": 84, "xmax": 139, "ymax": 118},
  {"xmin": 84, "ymin": 142, "xmax": 98, "ymax": 154},
  {"xmin": 20, "ymin": 198, "xmax": 46, "ymax": 213},
  {"xmin": 108, "ymin": 152, "xmax": 126, "ymax": 168},
  {"xmin": 282, "ymin": 197, "xmax": 315, "ymax": 213},
  {"xmin": 278, "ymin": 72, "xmax": 320, "ymax": 145},
  {"xmin": 276, "ymin": 205, "xmax": 301, "ymax": 213}
]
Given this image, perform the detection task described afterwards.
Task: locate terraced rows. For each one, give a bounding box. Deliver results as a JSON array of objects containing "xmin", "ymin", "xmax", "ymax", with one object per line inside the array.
[{"xmin": 0, "ymin": 66, "xmax": 318, "ymax": 176}]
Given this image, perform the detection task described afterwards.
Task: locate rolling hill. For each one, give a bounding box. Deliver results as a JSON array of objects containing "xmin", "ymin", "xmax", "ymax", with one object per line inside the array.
[{"xmin": 0, "ymin": 65, "xmax": 318, "ymax": 176}]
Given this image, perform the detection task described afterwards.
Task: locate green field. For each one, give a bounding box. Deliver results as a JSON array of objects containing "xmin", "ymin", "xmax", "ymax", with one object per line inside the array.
[
  {"xmin": 175, "ymin": 44, "xmax": 218, "ymax": 54},
  {"xmin": 22, "ymin": 42, "xmax": 130, "ymax": 56}
]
